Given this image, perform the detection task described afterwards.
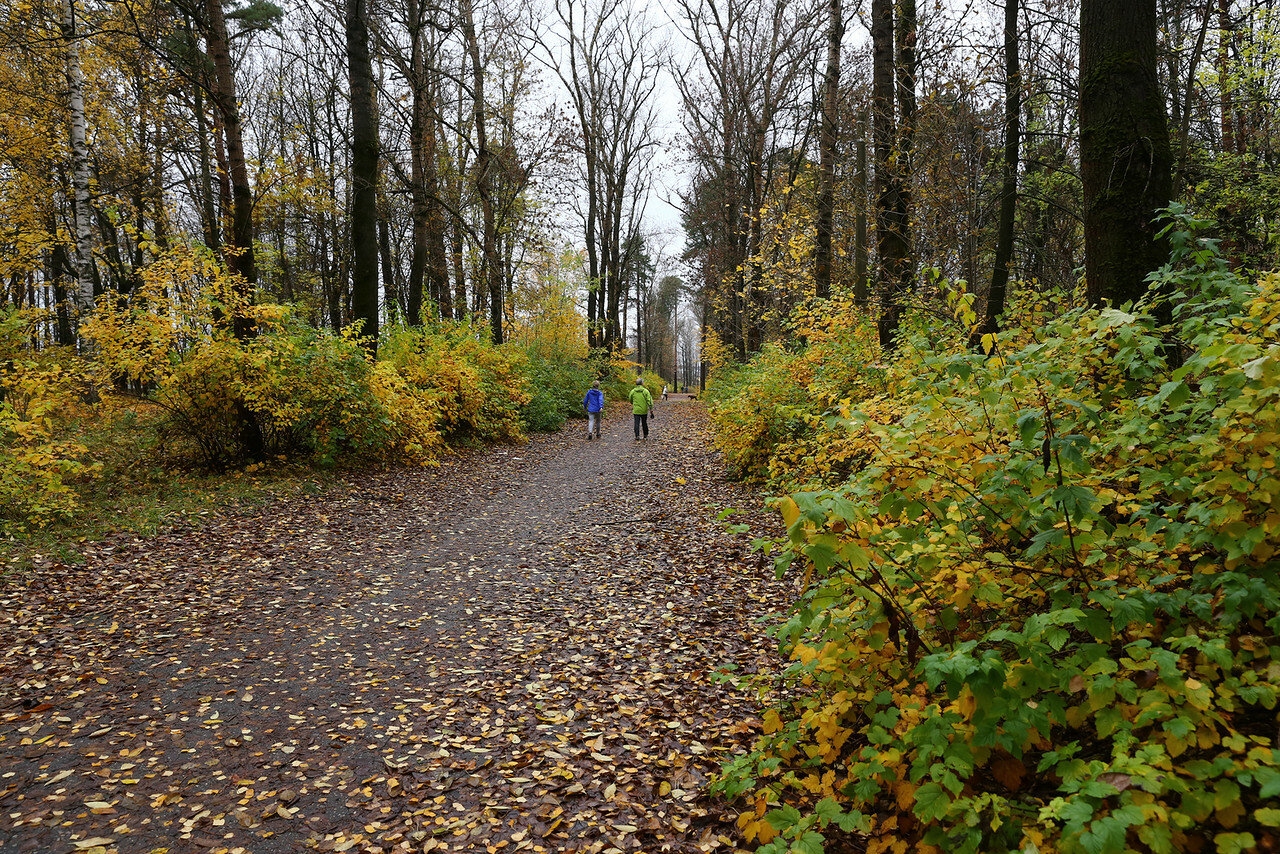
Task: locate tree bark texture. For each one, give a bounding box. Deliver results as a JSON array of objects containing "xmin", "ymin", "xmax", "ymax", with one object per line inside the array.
[
  {"xmin": 204, "ymin": 0, "xmax": 258, "ymax": 333},
  {"xmin": 1172, "ymin": 0, "xmax": 1212, "ymax": 197},
  {"xmin": 346, "ymin": 0, "xmax": 380, "ymax": 354},
  {"xmin": 60, "ymin": 0, "xmax": 95, "ymax": 311},
  {"xmin": 871, "ymin": 0, "xmax": 909, "ymax": 348},
  {"xmin": 406, "ymin": 0, "xmax": 429, "ymax": 326},
  {"xmin": 814, "ymin": 0, "xmax": 842, "ymax": 300},
  {"xmin": 854, "ymin": 113, "xmax": 868, "ymax": 307},
  {"xmin": 404, "ymin": 0, "xmax": 451, "ymax": 325},
  {"xmin": 979, "ymin": 0, "xmax": 1021, "ymax": 341},
  {"xmin": 1079, "ymin": 0, "xmax": 1172, "ymax": 307},
  {"xmin": 460, "ymin": 0, "xmax": 502, "ymax": 344},
  {"xmin": 1217, "ymin": 0, "xmax": 1235, "ymax": 154}
]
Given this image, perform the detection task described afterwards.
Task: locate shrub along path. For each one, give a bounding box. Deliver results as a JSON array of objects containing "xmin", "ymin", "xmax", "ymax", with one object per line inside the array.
[{"xmin": 1, "ymin": 399, "xmax": 788, "ymax": 854}]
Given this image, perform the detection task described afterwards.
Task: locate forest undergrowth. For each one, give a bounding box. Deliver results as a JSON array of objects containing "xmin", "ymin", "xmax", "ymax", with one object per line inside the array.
[
  {"xmin": 0, "ymin": 242, "xmax": 660, "ymax": 571},
  {"xmin": 705, "ymin": 213, "xmax": 1280, "ymax": 854}
]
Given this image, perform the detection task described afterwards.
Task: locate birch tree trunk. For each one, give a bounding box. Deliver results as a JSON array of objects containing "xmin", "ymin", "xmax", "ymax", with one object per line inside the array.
[{"xmin": 60, "ymin": 0, "xmax": 94, "ymax": 311}]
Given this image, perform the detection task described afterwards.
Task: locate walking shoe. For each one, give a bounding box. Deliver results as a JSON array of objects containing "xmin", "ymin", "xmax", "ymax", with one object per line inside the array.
[{"xmin": 587, "ymin": 434, "xmax": 592, "ymax": 441}]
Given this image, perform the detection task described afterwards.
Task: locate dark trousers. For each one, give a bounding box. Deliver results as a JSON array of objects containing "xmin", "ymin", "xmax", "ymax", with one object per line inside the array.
[{"xmin": 633, "ymin": 413, "xmax": 649, "ymax": 438}]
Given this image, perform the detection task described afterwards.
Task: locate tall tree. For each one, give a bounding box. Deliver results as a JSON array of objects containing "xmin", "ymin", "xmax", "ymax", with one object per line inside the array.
[
  {"xmin": 459, "ymin": 0, "xmax": 503, "ymax": 343},
  {"xmin": 545, "ymin": 0, "xmax": 661, "ymax": 352},
  {"xmin": 409, "ymin": 1, "xmax": 451, "ymax": 323},
  {"xmin": 60, "ymin": 0, "xmax": 94, "ymax": 311},
  {"xmin": 203, "ymin": 0, "xmax": 258, "ymax": 333},
  {"xmin": 347, "ymin": 0, "xmax": 380, "ymax": 353},
  {"xmin": 675, "ymin": 0, "xmax": 821, "ymax": 358},
  {"xmin": 1079, "ymin": 0, "xmax": 1172, "ymax": 307},
  {"xmin": 814, "ymin": 0, "xmax": 842, "ymax": 300},
  {"xmin": 853, "ymin": 111, "xmax": 869, "ymax": 306},
  {"xmin": 871, "ymin": 0, "xmax": 909, "ymax": 348},
  {"xmin": 977, "ymin": 0, "xmax": 1021, "ymax": 341}
]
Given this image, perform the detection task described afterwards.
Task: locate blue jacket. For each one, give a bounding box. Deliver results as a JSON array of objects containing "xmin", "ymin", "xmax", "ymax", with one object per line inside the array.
[{"xmin": 583, "ymin": 388, "xmax": 604, "ymax": 413}]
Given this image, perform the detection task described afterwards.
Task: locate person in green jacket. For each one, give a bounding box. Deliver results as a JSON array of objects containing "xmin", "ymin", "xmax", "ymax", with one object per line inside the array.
[{"xmin": 627, "ymin": 377, "xmax": 655, "ymax": 441}]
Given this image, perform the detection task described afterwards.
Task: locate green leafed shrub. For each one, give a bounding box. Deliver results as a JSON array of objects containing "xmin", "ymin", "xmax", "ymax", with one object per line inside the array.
[
  {"xmin": 712, "ymin": 220, "xmax": 1280, "ymax": 854},
  {"xmin": 152, "ymin": 319, "xmax": 393, "ymax": 469},
  {"xmin": 519, "ymin": 350, "xmax": 595, "ymax": 433}
]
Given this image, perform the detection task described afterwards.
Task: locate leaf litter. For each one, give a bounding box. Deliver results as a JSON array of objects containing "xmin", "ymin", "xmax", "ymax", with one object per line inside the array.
[{"xmin": 1, "ymin": 400, "xmax": 789, "ymax": 854}]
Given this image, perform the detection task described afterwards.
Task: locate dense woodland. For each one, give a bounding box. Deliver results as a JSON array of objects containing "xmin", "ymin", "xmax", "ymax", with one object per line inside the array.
[
  {"xmin": 2, "ymin": 0, "xmax": 1279, "ymax": 365},
  {"xmin": 5, "ymin": 0, "xmax": 1280, "ymax": 851}
]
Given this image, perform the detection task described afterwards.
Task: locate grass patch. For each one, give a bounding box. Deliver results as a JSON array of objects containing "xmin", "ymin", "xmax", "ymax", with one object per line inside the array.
[{"xmin": 0, "ymin": 459, "xmax": 330, "ymax": 580}]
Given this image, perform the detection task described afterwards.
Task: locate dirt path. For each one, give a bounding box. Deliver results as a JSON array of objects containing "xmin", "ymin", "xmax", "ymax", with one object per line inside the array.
[{"xmin": 1, "ymin": 400, "xmax": 787, "ymax": 854}]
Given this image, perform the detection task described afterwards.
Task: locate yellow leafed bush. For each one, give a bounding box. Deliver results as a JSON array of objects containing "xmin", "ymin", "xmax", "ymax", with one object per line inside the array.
[{"xmin": 0, "ymin": 309, "xmax": 101, "ymax": 526}]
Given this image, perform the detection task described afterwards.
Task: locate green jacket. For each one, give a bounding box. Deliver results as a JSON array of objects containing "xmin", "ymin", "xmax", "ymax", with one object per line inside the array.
[{"xmin": 628, "ymin": 384, "xmax": 654, "ymax": 415}]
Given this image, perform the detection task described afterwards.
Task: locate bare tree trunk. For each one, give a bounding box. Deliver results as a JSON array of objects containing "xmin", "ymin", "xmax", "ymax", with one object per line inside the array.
[
  {"xmin": 871, "ymin": 0, "xmax": 909, "ymax": 348},
  {"xmin": 1217, "ymin": 0, "xmax": 1234, "ymax": 154},
  {"xmin": 978, "ymin": 0, "xmax": 1021, "ymax": 342},
  {"xmin": 451, "ymin": 217, "xmax": 467, "ymax": 320},
  {"xmin": 424, "ymin": 80, "xmax": 450, "ymax": 320},
  {"xmin": 1080, "ymin": 0, "xmax": 1172, "ymax": 308},
  {"xmin": 60, "ymin": 0, "xmax": 94, "ymax": 311},
  {"xmin": 895, "ymin": 0, "xmax": 917, "ymax": 272},
  {"xmin": 322, "ymin": 229, "xmax": 342, "ymax": 332},
  {"xmin": 406, "ymin": 0, "xmax": 429, "ymax": 327},
  {"xmin": 814, "ymin": 0, "xmax": 842, "ymax": 300},
  {"xmin": 47, "ymin": 237, "xmax": 75, "ymax": 344},
  {"xmin": 403, "ymin": 0, "xmax": 450, "ymax": 325},
  {"xmin": 378, "ymin": 212, "xmax": 397, "ymax": 319},
  {"xmin": 460, "ymin": 0, "xmax": 502, "ymax": 344},
  {"xmin": 192, "ymin": 81, "xmax": 221, "ymax": 252},
  {"xmin": 1173, "ymin": 0, "xmax": 1212, "ymax": 196},
  {"xmin": 549, "ymin": 0, "xmax": 659, "ymax": 352},
  {"xmin": 205, "ymin": 0, "xmax": 257, "ymax": 332},
  {"xmin": 854, "ymin": 112, "xmax": 869, "ymax": 307},
  {"xmin": 347, "ymin": 0, "xmax": 380, "ymax": 354}
]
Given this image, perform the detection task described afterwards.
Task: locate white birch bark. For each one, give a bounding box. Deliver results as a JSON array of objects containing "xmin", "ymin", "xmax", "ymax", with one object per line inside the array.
[{"xmin": 61, "ymin": 0, "xmax": 94, "ymax": 310}]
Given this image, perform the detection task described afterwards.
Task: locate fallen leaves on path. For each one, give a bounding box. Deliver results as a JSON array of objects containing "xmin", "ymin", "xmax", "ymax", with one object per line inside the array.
[{"xmin": 1, "ymin": 402, "xmax": 789, "ymax": 854}]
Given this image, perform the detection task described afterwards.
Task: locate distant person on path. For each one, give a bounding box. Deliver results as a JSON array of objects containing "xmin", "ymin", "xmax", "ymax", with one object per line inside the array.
[
  {"xmin": 662, "ymin": 384, "xmax": 669, "ymax": 400},
  {"xmin": 628, "ymin": 377, "xmax": 654, "ymax": 441},
  {"xmin": 583, "ymin": 380, "xmax": 604, "ymax": 440}
]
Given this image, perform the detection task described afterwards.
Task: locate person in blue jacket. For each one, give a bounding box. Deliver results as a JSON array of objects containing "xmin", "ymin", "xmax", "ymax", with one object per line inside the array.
[{"xmin": 583, "ymin": 381, "xmax": 604, "ymax": 440}]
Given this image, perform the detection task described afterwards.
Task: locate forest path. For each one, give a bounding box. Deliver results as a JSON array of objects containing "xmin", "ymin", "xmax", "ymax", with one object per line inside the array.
[{"xmin": 1, "ymin": 399, "xmax": 787, "ymax": 854}]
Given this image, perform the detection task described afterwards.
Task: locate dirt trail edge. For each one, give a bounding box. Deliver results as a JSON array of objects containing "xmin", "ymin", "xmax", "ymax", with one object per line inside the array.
[{"xmin": 2, "ymin": 399, "xmax": 790, "ymax": 854}]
